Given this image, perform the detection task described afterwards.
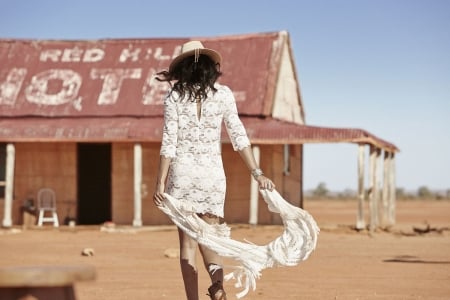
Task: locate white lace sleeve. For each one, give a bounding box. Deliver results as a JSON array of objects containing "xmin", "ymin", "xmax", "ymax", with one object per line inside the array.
[
  {"xmin": 160, "ymin": 93, "xmax": 178, "ymax": 158},
  {"xmin": 222, "ymin": 86, "xmax": 251, "ymax": 151}
]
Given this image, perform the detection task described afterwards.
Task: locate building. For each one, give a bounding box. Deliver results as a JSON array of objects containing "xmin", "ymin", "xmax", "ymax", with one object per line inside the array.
[{"xmin": 0, "ymin": 31, "xmax": 398, "ymax": 228}]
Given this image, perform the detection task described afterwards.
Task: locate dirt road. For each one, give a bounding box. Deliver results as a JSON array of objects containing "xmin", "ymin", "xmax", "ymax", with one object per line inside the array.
[{"xmin": 1, "ymin": 199, "xmax": 449, "ymax": 299}]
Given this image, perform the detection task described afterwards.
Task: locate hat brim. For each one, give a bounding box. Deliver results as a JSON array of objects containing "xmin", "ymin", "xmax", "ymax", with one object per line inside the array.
[{"xmin": 169, "ymin": 48, "xmax": 222, "ymax": 72}]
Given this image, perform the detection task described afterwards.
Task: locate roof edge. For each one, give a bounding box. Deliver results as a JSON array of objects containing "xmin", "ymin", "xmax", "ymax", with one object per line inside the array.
[{"xmin": 0, "ymin": 31, "xmax": 284, "ymax": 44}]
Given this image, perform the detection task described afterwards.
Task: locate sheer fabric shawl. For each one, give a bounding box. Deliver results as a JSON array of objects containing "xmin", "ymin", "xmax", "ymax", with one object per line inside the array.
[{"xmin": 158, "ymin": 189, "xmax": 320, "ymax": 298}]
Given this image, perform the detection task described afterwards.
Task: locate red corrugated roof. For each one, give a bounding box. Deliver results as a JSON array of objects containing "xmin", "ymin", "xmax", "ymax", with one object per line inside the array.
[
  {"xmin": 0, "ymin": 116, "xmax": 398, "ymax": 152},
  {"xmin": 0, "ymin": 31, "xmax": 398, "ymax": 152},
  {"xmin": 0, "ymin": 32, "xmax": 285, "ymax": 118},
  {"xmin": 0, "ymin": 117, "xmax": 163, "ymax": 142},
  {"xmin": 238, "ymin": 118, "xmax": 398, "ymax": 152}
]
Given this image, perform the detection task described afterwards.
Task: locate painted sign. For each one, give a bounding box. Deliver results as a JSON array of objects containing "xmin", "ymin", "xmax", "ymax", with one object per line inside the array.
[{"xmin": 1, "ymin": 33, "xmax": 281, "ymax": 117}]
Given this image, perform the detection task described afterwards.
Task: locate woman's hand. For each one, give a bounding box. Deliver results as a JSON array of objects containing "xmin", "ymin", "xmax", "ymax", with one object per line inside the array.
[
  {"xmin": 256, "ymin": 175, "xmax": 275, "ymax": 191},
  {"xmin": 153, "ymin": 183, "xmax": 166, "ymax": 206}
]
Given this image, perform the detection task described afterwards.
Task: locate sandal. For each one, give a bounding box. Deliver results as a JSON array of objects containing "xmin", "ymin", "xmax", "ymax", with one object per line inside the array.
[{"xmin": 207, "ymin": 280, "xmax": 227, "ymax": 300}]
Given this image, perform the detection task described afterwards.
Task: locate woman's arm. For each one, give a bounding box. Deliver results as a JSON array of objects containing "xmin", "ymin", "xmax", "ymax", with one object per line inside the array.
[
  {"xmin": 221, "ymin": 87, "xmax": 275, "ymax": 190},
  {"xmin": 154, "ymin": 94, "xmax": 178, "ymax": 206},
  {"xmin": 238, "ymin": 146, "xmax": 275, "ymax": 191},
  {"xmin": 153, "ymin": 155, "xmax": 171, "ymax": 205}
]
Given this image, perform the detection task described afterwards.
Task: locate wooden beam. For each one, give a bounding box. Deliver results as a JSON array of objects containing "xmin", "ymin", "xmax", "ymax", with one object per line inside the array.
[
  {"xmin": 249, "ymin": 145, "xmax": 260, "ymax": 225},
  {"xmin": 382, "ymin": 151, "xmax": 390, "ymax": 227},
  {"xmin": 368, "ymin": 145, "xmax": 380, "ymax": 232},
  {"xmin": 133, "ymin": 143, "xmax": 143, "ymax": 227},
  {"xmin": 356, "ymin": 144, "xmax": 365, "ymax": 230},
  {"xmin": 375, "ymin": 147, "xmax": 382, "ymax": 228},
  {"xmin": 299, "ymin": 144, "xmax": 304, "ymax": 209},
  {"xmin": 388, "ymin": 152, "xmax": 396, "ymax": 225},
  {"xmin": 2, "ymin": 144, "xmax": 15, "ymax": 228}
]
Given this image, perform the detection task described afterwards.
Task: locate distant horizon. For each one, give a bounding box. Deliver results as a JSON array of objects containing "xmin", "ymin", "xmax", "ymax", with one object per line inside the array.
[{"xmin": 304, "ymin": 186, "xmax": 449, "ymax": 194}]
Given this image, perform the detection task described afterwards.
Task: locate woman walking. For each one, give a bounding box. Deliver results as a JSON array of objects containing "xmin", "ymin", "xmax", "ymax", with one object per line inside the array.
[{"xmin": 153, "ymin": 40, "xmax": 274, "ymax": 300}]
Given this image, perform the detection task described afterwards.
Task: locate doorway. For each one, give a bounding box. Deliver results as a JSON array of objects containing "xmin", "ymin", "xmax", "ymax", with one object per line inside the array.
[{"xmin": 77, "ymin": 143, "xmax": 112, "ymax": 225}]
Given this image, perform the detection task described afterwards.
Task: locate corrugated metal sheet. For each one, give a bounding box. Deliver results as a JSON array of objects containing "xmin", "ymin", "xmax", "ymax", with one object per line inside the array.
[
  {"xmin": 0, "ymin": 116, "xmax": 398, "ymax": 152},
  {"xmin": 0, "ymin": 32, "xmax": 283, "ymax": 118},
  {"xmin": 237, "ymin": 118, "xmax": 399, "ymax": 152},
  {"xmin": 0, "ymin": 117, "xmax": 163, "ymax": 142},
  {"xmin": 0, "ymin": 31, "xmax": 398, "ymax": 152}
]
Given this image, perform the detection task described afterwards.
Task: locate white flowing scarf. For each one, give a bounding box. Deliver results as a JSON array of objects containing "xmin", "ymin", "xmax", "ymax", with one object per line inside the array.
[{"xmin": 158, "ymin": 189, "xmax": 320, "ymax": 299}]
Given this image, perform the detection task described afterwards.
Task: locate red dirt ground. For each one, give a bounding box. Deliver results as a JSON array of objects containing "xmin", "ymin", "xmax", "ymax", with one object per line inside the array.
[{"xmin": 1, "ymin": 199, "xmax": 449, "ymax": 300}]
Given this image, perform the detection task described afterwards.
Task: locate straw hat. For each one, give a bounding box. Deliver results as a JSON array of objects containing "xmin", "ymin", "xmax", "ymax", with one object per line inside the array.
[{"xmin": 169, "ymin": 41, "xmax": 222, "ymax": 72}]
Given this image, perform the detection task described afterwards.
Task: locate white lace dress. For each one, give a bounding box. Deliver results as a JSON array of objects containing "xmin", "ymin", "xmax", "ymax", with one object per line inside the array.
[{"xmin": 160, "ymin": 83, "xmax": 251, "ymax": 217}]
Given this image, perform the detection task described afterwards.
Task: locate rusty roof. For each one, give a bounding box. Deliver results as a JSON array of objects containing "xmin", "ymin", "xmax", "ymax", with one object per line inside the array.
[
  {"xmin": 0, "ymin": 31, "xmax": 398, "ymax": 152},
  {"xmin": 0, "ymin": 116, "xmax": 398, "ymax": 152},
  {"xmin": 0, "ymin": 31, "xmax": 297, "ymax": 119},
  {"xmin": 238, "ymin": 118, "xmax": 398, "ymax": 152}
]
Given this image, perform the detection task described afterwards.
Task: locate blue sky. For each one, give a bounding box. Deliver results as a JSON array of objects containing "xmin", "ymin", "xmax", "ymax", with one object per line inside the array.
[{"xmin": 1, "ymin": 0, "xmax": 449, "ymax": 191}]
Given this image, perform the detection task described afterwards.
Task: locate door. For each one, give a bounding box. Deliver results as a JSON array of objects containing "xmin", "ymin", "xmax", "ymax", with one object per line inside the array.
[{"xmin": 77, "ymin": 143, "xmax": 112, "ymax": 225}]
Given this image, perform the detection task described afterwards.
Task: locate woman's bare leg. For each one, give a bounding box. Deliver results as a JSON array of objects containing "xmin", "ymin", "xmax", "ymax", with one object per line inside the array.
[
  {"xmin": 178, "ymin": 228, "xmax": 199, "ymax": 300},
  {"xmin": 199, "ymin": 214, "xmax": 227, "ymax": 299}
]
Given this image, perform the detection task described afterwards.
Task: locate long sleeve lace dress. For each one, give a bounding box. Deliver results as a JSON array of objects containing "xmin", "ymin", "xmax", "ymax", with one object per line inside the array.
[{"xmin": 160, "ymin": 83, "xmax": 251, "ymax": 217}]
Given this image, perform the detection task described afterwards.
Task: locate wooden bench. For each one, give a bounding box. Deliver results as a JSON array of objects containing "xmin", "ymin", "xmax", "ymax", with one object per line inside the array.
[{"xmin": 0, "ymin": 265, "xmax": 96, "ymax": 300}]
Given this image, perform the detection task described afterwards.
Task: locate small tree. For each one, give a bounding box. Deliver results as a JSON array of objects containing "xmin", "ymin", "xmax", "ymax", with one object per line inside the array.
[
  {"xmin": 396, "ymin": 187, "xmax": 405, "ymax": 199},
  {"xmin": 313, "ymin": 182, "xmax": 329, "ymax": 198},
  {"xmin": 417, "ymin": 186, "xmax": 433, "ymax": 199}
]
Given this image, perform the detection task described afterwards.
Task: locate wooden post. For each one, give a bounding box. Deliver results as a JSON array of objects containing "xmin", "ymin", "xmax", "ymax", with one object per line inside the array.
[
  {"xmin": 388, "ymin": 152, "xmax": 396, "ymax": 225},
  {"xmin": 356, "ymin": 144, "xmax": 365, "ymax": 230},
  {"xmin": 299, "ymin": 144, "xmax": 304, "ymax": 209},
  {"xmin": 133, "ymin": 143, "xmax": 143, "ymax": 227},
  {"xmin": 2, "ymin": 144, "xmax": 15, "ymax": 228},
  {"xmin": 375, "ymin": 147, "xmax": 381, "ymax": 228},
  {"xmin": 368, "ymin": 145, "xmax": 380, "ymax": 232},
  {"xmin": 283, "ymin": 144, "xmax": 290, "ymax": 175},
  {"xmin": 381, "ymin": 151, "xmax": 390, "ymax": 227},
  {"xmin": 249, "ymin": 145, "xmax": 260, "ymax": 225}
]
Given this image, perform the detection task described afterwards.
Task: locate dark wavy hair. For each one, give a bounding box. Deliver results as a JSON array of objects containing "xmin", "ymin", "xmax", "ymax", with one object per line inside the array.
[{"xmin": 156, "ymin": 54, "xmax": 222, "ymax": 102}]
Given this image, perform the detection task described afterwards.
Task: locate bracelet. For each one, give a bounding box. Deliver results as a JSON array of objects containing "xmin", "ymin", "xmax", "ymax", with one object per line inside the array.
[{"xmin": 251, "ymin": 168, "xmax": 264, "ymax": 179}]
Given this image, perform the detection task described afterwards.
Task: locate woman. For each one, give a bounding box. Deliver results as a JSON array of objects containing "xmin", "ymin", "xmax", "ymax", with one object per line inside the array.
[{"xmin": 153, "ymin": 41, "xmax": 274, "ymax": 300}]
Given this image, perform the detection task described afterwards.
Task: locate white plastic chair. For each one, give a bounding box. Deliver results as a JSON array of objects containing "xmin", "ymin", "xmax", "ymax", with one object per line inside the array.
[{"xmin": 37, "ymin": 188, "xmax": 59, "ymax": 227}]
